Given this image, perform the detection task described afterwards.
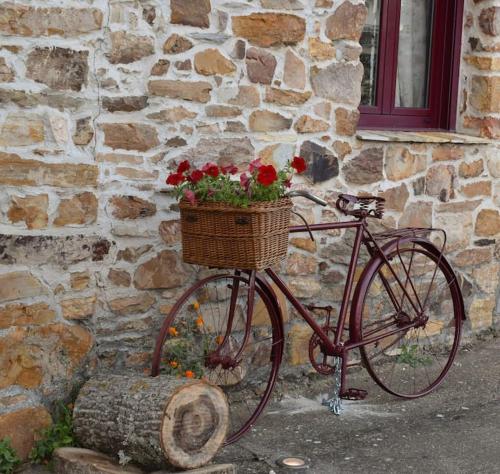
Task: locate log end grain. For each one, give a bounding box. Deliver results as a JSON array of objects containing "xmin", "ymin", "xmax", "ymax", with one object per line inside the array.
[{"xmin": 161, "ymin": 382, "xmax": 229, "ymax": 470}]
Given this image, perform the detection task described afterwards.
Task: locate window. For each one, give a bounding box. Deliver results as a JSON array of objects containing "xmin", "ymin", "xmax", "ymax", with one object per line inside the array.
[{"xmin": 359, "ymin": 0, "xmax": 464, "ymax": 130}]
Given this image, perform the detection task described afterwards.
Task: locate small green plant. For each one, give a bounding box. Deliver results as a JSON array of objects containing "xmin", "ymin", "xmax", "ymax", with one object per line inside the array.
[
  {"xmin": 397, "ymin": 344, "xmax": 432, "ymax": 368},
  {"xmin": 29, "ymin": 403, "xmax": 75, "ymax": 467},
  {"xmin": 0, "ymin": 437, "xmax": 21, "ymax": 474}
]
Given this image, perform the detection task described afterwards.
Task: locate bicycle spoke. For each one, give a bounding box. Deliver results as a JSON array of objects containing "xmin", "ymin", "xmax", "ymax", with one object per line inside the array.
[{"xmin": 360, "ymin": 242, "xmax": 461, "ymax": 398}]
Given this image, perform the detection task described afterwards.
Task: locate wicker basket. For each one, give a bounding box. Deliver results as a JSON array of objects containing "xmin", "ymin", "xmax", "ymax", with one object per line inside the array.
[{"xmin": 179, "ymin": 198, "xmax": 292, "ymax": 270}]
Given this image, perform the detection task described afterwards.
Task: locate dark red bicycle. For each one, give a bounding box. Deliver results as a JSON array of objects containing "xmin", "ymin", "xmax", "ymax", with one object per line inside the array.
[{"xmin": 151, "ymin": 191, "xmax": 465, "ymax": 445}]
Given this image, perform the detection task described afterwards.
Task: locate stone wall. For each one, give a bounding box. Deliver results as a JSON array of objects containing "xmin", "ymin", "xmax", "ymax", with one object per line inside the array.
[
  {"xmin": 460, "ymin": 0, "xmax": 500, "ymax": 138},
  {"xmin": 0, "ymin": 0, "xmax": 498, "ymax": 459}
]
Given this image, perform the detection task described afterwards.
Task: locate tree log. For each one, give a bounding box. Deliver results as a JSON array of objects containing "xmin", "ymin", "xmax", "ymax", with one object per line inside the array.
[
  {"xmin": 53, "ymin": 447, "xmax": 144, "ymax": 474},
  {"xmin": 73, "ymin": 374, "xmax": 229, "ymax": 470}
]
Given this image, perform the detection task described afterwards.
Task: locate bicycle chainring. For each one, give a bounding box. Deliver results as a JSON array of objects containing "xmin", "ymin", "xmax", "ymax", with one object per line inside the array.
[{"xmin": 308, "ymin": 326, "xmax": 337, "ymax": 375}]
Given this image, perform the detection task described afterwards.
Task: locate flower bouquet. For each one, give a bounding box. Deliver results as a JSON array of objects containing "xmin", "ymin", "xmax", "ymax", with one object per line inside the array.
[{"xmin": 166, "ymin": 157, "xmax": 307, "ymax": 270}]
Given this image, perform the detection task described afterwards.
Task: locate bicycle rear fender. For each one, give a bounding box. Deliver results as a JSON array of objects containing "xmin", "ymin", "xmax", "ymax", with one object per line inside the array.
[
  {"xmin": 255, "ymin": 273, "xmax": 286, "ymax": 358},
  {"xmin": 349, "ymin": 236, "xmax": 466, "ymax": 342}
]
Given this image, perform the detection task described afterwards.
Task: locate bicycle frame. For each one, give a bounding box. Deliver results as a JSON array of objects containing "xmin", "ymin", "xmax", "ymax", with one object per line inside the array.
[{"xmin": 262, "ymin": 218, "xmax": 438, "ymax": 360}]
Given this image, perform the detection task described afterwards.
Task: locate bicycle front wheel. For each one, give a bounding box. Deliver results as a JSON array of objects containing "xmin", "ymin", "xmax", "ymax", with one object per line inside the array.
[
  {"xmin": 352, "ymin": 239, "xmax": 463, "ymax": 398},
  {"xmin": 151, "ymin": 272, "xmax": 283, "ymax": 445}
]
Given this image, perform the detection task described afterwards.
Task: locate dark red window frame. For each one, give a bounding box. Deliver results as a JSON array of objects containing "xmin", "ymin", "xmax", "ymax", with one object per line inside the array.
[{"xmin": 358, "ymin": 0, "xmax": 465, "ymax": 130}]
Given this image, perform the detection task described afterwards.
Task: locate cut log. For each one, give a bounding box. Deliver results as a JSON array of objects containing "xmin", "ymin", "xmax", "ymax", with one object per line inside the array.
[
  {"xmin": 53, "ymin": 447, "xmax": 144, "ymax": 474},
  {"xmin": 73, "ymin": 375, "xmax": 229, "ymax": 470}
]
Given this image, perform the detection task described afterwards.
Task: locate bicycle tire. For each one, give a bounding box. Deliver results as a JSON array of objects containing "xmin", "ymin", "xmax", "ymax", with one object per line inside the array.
[
  {"xmin": 151, "ymin": 272, "xmax": 284, "ymax": 445},
  {"xmin": 351, "ymin": 238, "xmax": 463, "ymax": 398}
]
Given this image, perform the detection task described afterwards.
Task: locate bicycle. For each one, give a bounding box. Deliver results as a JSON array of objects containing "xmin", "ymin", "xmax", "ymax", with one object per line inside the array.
[{"xmin": 151, "ymin": 191, "xmax": 465, "ymax": 445}]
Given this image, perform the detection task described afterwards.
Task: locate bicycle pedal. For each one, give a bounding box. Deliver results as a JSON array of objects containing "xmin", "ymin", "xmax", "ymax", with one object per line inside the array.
[{"xmin": 341, "ymin": 388, "xmax": 367, "ymax": 400}]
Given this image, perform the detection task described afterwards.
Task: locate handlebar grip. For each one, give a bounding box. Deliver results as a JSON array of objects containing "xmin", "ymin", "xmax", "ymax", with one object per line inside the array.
[{"xmin": 287, "ymin": 190, "xmax": 327, "ymax": 206}]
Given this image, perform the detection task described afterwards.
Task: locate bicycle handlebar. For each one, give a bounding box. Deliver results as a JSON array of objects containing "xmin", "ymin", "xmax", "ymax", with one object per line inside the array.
[{"xmin": 287, "ymin": 190, "xmax": 327, "ymax": 207}]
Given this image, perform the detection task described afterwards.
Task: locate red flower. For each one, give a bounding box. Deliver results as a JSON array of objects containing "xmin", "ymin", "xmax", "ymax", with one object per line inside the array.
[
  {"xmin": 166, "ymin": 173, "xmax": 185, "ymax": 186},
  {"xmin": 291, "ymin": 156, "xmax": 307, "ymax": 174},
  {"xmin": 222, "ymin": 164, "xmax": 238, "ymax": 175},
  {"xmin": 257, "ymin": 165, "xmax": 278, "ymax": 187},
  {"xmin": 177, "ymin": 160, "xmax": 190, "ymax": 174},
  {"xmin": 188, "ymin": 169, "xmax": 204, "ymax": 183},
  {"xmin": 202, "ymin": 162, "xmax": 219, "ymax": 178}
]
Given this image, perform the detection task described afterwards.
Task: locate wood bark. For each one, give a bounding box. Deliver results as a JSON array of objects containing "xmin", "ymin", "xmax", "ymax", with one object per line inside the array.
[{"xmin": 73, "ymin": 374, "xmax": 229, "ymax": 470}]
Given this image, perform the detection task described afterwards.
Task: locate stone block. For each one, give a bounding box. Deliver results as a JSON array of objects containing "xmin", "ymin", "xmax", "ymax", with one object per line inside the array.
[
  {"xmin": 148, "ymin": 80, "xmax": 212, "ymax": 103},
  {"xmin": 108, "ymin": 293, "xmax": 155, "ymax": 315},
  {"xmin": 0, "ymin": 5, "xmax": 102, "ymax": 37},
  {"xmin": 0, "ymin": 303, "xmax": 55, "ymax": 330},
  {"xmin": 194, "ymin": 49, "xmax": 236, "ymax": 76},
  {"xmin": 325, "ymin": 1, "xmax": 367, "ymax": 41},
  {"xmin": 343, "ymin": 148, "xmax": 383, "ymax": 185},
  {"xmin": 232, "ymin": 13, "xmax": 306, "ymax": 47},
  {"xmin": 54, "ymin": 192, "xmax": 98, "ymax": 226},
  {"xmin": 425, "ymin": 165, "xmax": 456, "ymax": 202},
  {"xmin": 300, "ymin": 140, "xmax": 339, "ymax": 183},
  {"xmin": 134, "ymin": 250, "xmax": 189, "ymax": 290},
  {"xmin": 8, "ymin": 194, "xmax": 48, "ymax": 229},
  {"xmin": 288, "ymin": 323, "xmax": 314, "ymax": 365},
  {"xmin": 294, "ymin": 115, "xmax": 329, "ymax": 133},
  {"xmin": 0, "ymin": 113, "xmax": 44, "ymax": 146},
  {"xmin": 109, "ymin": 196, "xmax": 156, "ymax": 220},
  {"xmin": 249, "ymin": 110, "xmax": 292, "ymax": 132},
  {"xmin": 0, "ymin": 234, "xmax": 112, "ymax": 266},
  {"xmin": 283, "ymin": 49, "xmax": 306, "ymax": 89},
  {"xmin": 311, "ymin": 63, "xmax": 363, "ymax": 105},
  {"xmin": 399, "ymin": 202, "xmax": 432, "ymax": 229},
  {"xmin": 469, "ymin": 297, "xmax": 495, "ymax": 330},
  {"xmin": 470, "ymin": 76, "xmax": 500, "ymax": 113},
  {"xmin": 0, "ymin": 272, "xmax": 45, "ymax": 303},
  {"xmin": 170, "ymin": 0, "xmax": 211, "ymax": 28},
  {"xmin": 335, "ymin": 108, "xmax": 360, "ymax": 136},
  {"xmin": 264, "ymin": 87, "xmax": 311, "ymax": 106},
  {"xmin": 163, "ymin": 34, "xmax": 193, "ymax": 54},
  {"xmin": 0, "ymin": 152, "xmax": 98, "ymax": 188},
  {"xmin": 61, "ymin": 296, "xmax": 97, "ymax": 320},
  {"xmin": 308, "ymin": 37, "xmax": 335, "ymax": 61},
  {"xmin": 246, "ymin": 48, "xmax": 277, "ymax": 85},
  {"xmin": 475, "ymin": 209, "xmax": 500, "ymax": 236},
  {"xmin": 0, "ymin": 407, "xmax": 52, "ymax": 460},
  {"xmin": 101, "ymin": 123, "xmax": 159, "ymax": 152},
  {"xmin": 386, "ymin": 146, "xmax": 427, "ymax": 181},
  {"xmin": 105, "ymin": 31, "xmax": 154, "ymax": 64},
  {"xmin": 26, "ymin": 47, "xmax": 88, "ymax": 91}
]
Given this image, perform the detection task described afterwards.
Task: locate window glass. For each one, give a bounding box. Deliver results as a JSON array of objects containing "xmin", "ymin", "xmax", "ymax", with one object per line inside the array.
[
  {"xmin": 395, "ymin": 0, "xmax": 434, "ymax": 108},
  {"xmin": 360, "ymin": 0, "xmax": 381, "ymax": 107}
]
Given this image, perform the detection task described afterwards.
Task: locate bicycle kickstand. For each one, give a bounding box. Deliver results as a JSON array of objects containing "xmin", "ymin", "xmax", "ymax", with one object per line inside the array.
[{"xmin": 322, "ymin": 356, "xmax": 342, "ymax": 415}]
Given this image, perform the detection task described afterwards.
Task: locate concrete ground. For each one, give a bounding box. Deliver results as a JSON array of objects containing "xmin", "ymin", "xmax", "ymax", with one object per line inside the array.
[{"xmin": 215, "ymin": 334, "xmax": 500, "ymax": 474}]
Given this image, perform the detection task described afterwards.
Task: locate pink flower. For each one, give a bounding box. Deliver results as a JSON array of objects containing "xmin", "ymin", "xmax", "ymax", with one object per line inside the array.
[
  {"xmin": 183, "ymin": 189, "xmax": 197, "ymax": 205},
  {"xmin": 249, "ymin": 158, "xmax": 262, "ymax": 173},
  {"xmin": 222, "ymin": 164, "xmax": 238, "ymax": 175},
  {"xmin": 284, "ymin": 178, "xmax": 292, "ymax": 188},
  {"xmin": 240, "ymin": 172, "xmax": 250, "ymax": 190}
]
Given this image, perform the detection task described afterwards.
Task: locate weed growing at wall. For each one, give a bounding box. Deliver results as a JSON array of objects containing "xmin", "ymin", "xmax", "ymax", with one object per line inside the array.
[
  {"xmin": 29, "ymin": 403, "xmax": 75, "ymax": 467},
  {"xmin": 0, "ymin": 438, "xmax": 21, "ymax": 474}
]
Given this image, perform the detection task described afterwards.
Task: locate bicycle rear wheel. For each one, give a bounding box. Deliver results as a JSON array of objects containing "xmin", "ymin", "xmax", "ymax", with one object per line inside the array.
[
  {"xmin": 352, "ymin": 239, "xmax": 463, "ymax": 398},
  {"xmin": 151, "ymin": 272, "xmax": 283, "ymax": 445}
]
